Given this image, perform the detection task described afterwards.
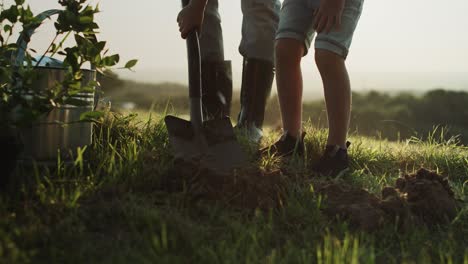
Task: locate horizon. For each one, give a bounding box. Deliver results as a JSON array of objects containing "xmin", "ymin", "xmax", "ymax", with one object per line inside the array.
[
  {"xmin": 117, "ymin": 69, "xmax": 468, "ymax": 100},
  {"xmin": 8, "ymin": 0, "xmax": 468, "ymax": 93}
]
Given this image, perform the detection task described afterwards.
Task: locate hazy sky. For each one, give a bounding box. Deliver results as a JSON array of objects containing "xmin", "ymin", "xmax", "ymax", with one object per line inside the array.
[{"xmin": 10, "ymin": 0, "xmax": 468, "ymax": 92}]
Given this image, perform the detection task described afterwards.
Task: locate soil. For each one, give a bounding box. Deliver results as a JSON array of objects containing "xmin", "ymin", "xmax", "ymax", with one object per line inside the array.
[
  {"xmin": 316, "ymin": 168, "xmax": 461, "ymax": 231},
  {"xmin": 381, "ymin": 168, "xmax": 459, "ymax": 226},
  {"xmin": 316, "ymin": 183, "xmax": 387, "ymax": 231},
  {"xmin": 167, "ymin": 160, "xmax": 462, "ymax": 231},
  {"xmin": 166, "ymin": 157, "xmax": 286, "ymax": 210}
]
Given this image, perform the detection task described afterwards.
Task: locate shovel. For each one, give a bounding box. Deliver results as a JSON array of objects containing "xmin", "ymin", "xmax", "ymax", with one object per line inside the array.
[{"xmin": 164, "ymin": 0, "xmax": 248, "ymax": 174}]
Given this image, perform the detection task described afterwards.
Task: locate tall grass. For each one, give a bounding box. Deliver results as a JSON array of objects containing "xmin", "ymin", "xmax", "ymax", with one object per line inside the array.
[{"xmin": 0, "ymin": 111, "xmax": 467, "ymax": 263}]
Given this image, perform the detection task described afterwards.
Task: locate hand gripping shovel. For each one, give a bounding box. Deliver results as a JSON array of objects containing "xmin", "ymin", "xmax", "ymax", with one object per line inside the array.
[{"xmin": 164, "ymin": 0, "xmax": 248, "ymax": 174}]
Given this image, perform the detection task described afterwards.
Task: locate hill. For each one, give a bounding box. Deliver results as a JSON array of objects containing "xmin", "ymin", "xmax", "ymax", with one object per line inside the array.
[{"xmin": 1, "ymin": 112, "xmax": 467, "ymax": 263}]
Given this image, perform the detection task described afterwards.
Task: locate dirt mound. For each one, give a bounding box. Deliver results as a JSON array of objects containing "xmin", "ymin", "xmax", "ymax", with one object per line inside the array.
[
  {"xmin": 166, "ymin": 158, "xmax": 286, "ymax": 210},
  {"xmin": 317, "ymin": 168, "xmax": 461, "ymax": 231},
  {"xmin": 316, "ymin": 183, "xmax": 387, "ymax": 231},
  {"xmin": 381, "ymin": 168, "xmax": 459, "ymax": 226},
  {"xmin": 167, "ymin": 161, "xmax": 461, "ymax": 230}
]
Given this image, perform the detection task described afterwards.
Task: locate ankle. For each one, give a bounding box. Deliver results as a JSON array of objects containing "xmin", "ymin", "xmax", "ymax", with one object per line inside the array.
[
  {"xmin": 326, "ymin": 141, "xmax": 348, "ymax": 150},
  {"xmin": 325, "ymin": 141, "xmax": 351, "ymax": 152},
  {"xmin": 283, "ymin": 129, "xmax": 302, "ymax": 140}
]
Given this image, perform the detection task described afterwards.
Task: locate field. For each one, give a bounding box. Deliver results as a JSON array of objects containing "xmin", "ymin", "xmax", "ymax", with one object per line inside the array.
[
  {"xmin": 100, "ymin": 77, "xmax": 468, "ymax": 144},
  {"xmin": 1, "ymin": 110, "xmax": 467, "ymax": 263}
]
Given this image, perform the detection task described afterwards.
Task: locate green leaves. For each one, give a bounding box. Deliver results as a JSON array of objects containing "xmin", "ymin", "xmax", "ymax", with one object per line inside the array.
[
  {"xmin": 1, "ymin": 0, "xmax": 139, "ymax": 127},
  {"xmin": 79, "ymin": 110, "xmax": 105, "ymax": 121},
  {"xmin": 3, "ymin": 25, "xmax": 12, "ymax": 34},
  {"xmin": 1, "ymin": 6, "xmax": 20, "ymax": 23},
  {"xmin": 101, "ymin": 54, "xmax": 120, "ymax": 67},
  {"xmin": 54, "ymin": 2, "xmax": 99, "ymax": 33},
  {"xmin": 125, "ymin": 59, "xmax": 138, "ymax": 70}
]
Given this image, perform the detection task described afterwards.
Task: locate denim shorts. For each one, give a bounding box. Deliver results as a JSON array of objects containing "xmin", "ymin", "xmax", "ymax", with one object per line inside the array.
[{"xmin": 276, "ymin": 0, "xmax": 364, "ymax": 58}]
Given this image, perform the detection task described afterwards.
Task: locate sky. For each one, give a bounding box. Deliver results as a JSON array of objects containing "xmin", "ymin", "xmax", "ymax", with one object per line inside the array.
[{"xmin": 8, "ymin": 0, "xmax": 468, "ymax": 94}]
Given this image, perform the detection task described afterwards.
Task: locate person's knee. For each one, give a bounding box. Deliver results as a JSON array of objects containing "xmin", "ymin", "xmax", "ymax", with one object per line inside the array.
[
  {"xmin": 275, "ymin": 39, "xmax": 303, "ymax": 67},
  {"xmin": 315, "ymin": 49, "xmax": 344, "ymax": 72}
]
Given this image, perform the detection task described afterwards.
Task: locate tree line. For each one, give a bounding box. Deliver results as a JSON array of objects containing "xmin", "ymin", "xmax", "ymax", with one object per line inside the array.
[{"xmin": 100, "ymin": 74, "xmax": 468, "ymax": 144}]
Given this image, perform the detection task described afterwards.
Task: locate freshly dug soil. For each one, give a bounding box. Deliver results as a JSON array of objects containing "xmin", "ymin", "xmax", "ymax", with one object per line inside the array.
[
  {"xmin": 317, "ymin": 168, "xmax": 461, "ymax": 231},
  {"xmin": 167, "ymin": 160, "xmax": 461, "ymax": 230},
  {"xmin": 316, "ymin": 183, "xmax": 387, "ymax": 231},
  {"xmin": 381, "ymin": 168, "xmax": 459, "ymax": 226},
  {"xmin": 166, "ymin": 158, "xmax": 286, "ymax": 210}
]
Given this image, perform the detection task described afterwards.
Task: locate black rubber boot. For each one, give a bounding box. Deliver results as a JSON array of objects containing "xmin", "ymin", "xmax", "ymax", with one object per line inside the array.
[
  {"xmin": 201, "ymin": 60, "xmax": 233, "ymax": 120},
  {"xmin": 237, "ymin": 58, "xmax": 274, "ymax": 143}
]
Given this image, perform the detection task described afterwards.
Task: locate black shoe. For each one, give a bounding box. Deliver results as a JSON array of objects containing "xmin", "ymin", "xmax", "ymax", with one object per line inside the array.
[
  {"xmin": 313, "ymin": 141, "xmax": 351, "ymax": 177},
  {"xmin": 237, "ymin": 58, "xmax": 275, "ymax": 143},
  {"xmin": 260, "ymin": 132, "xmax": 305, "ymax": 157}
]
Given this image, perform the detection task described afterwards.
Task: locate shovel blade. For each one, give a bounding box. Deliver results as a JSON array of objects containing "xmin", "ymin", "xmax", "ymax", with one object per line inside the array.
[
  {"xmin": 165, "ymin": 115, "xmax": 199, "ymax": 159},
  {"xmin": 165, "ymin": 115, "xmax": 248, "ymax": 173}
]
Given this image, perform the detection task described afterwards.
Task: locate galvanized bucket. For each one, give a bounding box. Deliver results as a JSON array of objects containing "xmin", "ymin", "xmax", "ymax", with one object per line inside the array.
[
  {"xmin": 15, "ymin": 10, "xmax": 97, "ymax": 162},
  {"xmin": 19, "ymin": 68, "xmax": 96, "ymax": 162}
]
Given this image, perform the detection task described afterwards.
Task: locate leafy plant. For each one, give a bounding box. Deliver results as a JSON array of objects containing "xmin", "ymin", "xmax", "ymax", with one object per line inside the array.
[{"xmin": 0, "ymin": 0, "xmax": 137, "ymax": 127}]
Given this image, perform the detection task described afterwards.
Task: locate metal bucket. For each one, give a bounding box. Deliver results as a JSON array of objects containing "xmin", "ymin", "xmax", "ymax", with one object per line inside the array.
[
  {"xmin": 12, "ymin": 9, "xmax": 98, "ymax": 163},
  {"xmin": 19, "ymin": 67, "xmax": 96, "ymax": 162}
]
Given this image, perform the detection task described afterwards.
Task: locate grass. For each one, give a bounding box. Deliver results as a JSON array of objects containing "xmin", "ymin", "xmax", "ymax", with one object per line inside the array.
[{"xmin": 1, "ymin": 111, "xmax": 467, "ymax": 263}]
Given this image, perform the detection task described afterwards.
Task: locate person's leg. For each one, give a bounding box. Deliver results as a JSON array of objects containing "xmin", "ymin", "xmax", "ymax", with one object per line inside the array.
[
  {"xmin": 199, "ymin": 0, "xmax": 224, "ymax": 62},
  {"xmin": 259, "ymin": 38, "xmax": 306, "ymax": 157},
  {"xmin": 313, "ymin": 0, "xmax": 363, "ymax": 150},
  {"xmin": 315, "ymin": 50, "xmax": 351, "ymax": 149},
  {"xmin": 275, "ymin": 39, "xmax": 304, "ymax": 139},
  {"xmin": 199, "ymin": 0, "xmax": 232, "ymax": 120},
  {"xmin": 237, "ymin": 0, "xmax": 281, "ymax": 143},
  {"xmin": 312, "ymin": 50, "xmax": 352, "ymax": 175},
  {"xmin": 239, "ymin": 0, "xmax": 281, "ymax": 63},
  {"xmin": 311, "ymin": 0, "xmax": 364, "ymax": 175},
  {"xmin": 259, "ymin": 0, "xmax": 316, "ymax": 156}
]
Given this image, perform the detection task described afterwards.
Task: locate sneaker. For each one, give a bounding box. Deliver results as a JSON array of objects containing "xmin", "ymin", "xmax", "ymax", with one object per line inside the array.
[
  {"xmin": 260, "ymin": 132, "xmax": 305, "ymax": 157},
  {"xmin": 313, "ymin": 141, "xmax": 351, "ymax": 177}
]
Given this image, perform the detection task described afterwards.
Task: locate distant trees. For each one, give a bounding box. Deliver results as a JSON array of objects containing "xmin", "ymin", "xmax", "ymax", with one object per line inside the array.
[
  {"xmin": 100, "ymin": 75, "xmax": 468, "ymax": 144},
  {"xmin": 297, "ymin": 89, "xmax": 468, "ymax": 144}
]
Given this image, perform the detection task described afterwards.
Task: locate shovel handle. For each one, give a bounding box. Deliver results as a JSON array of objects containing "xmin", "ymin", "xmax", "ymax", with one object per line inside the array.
[
  {"xmin": 185, "ymin": 31, "xmax": 202, "ymax": 100},
  {"xmin": 181, "ymin": 0, "xmax": 203, "ymax": 126},
  {"xmin": 182, "ymin": 0, "xmax": 201, "ymax": 99}
]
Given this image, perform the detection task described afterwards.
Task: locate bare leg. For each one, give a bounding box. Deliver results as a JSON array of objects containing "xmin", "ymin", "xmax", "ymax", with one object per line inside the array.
[
  {"xmin": 315, "ymin": 49, "xmax": 351, "ymax": 149},
  {"xmin": 275, "ymin": 39, "xmax": 304, "ymax": 139}
]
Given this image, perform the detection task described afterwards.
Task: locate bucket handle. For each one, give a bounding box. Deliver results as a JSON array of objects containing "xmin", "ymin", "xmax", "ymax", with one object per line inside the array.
[
  {"xmin": 13, "ymin": 9, "xmax": 100, "ymax": 109},
  {"xmin": 13, "ymin": 9, "xmax": 62, "ymax": 66},
  {"xmin": 13, "ymin": 9, "xmax": 98, "ymax": 69}
]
